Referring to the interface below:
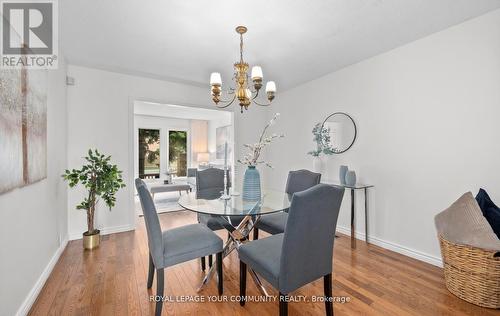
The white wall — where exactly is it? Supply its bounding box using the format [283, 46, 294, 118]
[190, 119, 208, 166]
[0, 60, 68, 315]
[66, 65, 267, 240]
[265, 9, 500, 266]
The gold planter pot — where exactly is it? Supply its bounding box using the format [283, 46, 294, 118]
[83, 230, 100, 250]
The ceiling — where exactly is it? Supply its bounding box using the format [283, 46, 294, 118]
[60, 0, 500, 91]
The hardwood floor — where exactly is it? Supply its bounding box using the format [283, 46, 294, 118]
[30, 211, 498, 315]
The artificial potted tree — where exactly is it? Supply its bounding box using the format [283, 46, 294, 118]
[63, 149, 125, 250]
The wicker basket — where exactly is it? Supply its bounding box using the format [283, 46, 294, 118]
[438, 234, 500, 308]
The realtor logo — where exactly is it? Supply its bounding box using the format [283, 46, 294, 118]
[1, 0, 58, 68]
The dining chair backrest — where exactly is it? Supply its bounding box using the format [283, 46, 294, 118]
[135, 178, 164, 267]
[196, 168, 231, 200]
[279, 184, 344, 294]
[285, 169, 322, 195]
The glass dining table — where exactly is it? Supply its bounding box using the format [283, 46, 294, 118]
[178, 189, 291, 295]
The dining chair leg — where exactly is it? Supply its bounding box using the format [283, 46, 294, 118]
[324, 273, 333, 316]
[216, 252, 223, 295]
[155, 268, 164, 316]
[253, 228, 259, 240]
[208, 254, 213, 268]
[239, 261, 247, 306]
[201, 257, 206, 271]
[147, 253, 155, 289]
[279, 292, 288, 316]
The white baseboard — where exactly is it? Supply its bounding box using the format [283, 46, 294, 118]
[16, 237, 69, 316]
[336, 225, 443, 267]
[68, 224, 135, 241]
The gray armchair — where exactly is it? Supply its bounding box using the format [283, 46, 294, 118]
[186, 168, 197, 188]
[253, 169, 321, 240]
[187, 168, 197, 178]
[135, 179, 224, 316]
[239, 184, 344, 316]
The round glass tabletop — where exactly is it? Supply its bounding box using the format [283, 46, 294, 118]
[178, 189, 291, 216]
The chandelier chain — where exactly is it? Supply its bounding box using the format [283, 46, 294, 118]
[240, 33, 244, 63]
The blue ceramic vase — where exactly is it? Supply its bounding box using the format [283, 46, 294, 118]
[339, 165, 348, 184]
[345, 170, 357, 186]
[242, 166, 261, 201]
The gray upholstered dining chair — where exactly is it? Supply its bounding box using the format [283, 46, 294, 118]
[135, 178, 224, 316]
[195, 168, 240, 270]
[195, 167, 230, 201]
[253, 169, 321, 240]
[239, 184, 344, 316]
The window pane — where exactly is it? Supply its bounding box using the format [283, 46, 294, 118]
[138, 129, 160, 179]
[169, 130, 187, 177]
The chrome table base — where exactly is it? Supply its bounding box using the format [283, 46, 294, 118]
[197, 214, 270, 296]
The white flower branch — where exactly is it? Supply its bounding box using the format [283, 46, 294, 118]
[237, 113, 284, 168]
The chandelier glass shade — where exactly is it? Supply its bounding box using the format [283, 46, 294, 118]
[210, 26, 276, 113]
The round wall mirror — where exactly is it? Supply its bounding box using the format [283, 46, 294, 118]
[321, 112, 357, 154]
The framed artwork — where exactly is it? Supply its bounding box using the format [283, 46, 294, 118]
[216, 125, 231, 160]
[0, 68, 48, 194]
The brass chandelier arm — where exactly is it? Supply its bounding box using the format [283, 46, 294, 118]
[215, 87, 236, 103]
[252, 99, 272, 107]
[251, 89, 260, 100]
[250, 89, 272, 106]
[215, 94, 237, 108]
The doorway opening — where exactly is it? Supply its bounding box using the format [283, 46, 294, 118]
[133, 101, 233, 215]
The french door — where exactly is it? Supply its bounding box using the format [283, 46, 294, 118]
[168, 130, 187, 177]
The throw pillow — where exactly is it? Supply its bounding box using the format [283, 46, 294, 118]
[475, 188, 500, 239]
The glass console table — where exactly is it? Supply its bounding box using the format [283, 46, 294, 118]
[323, 181, 374, 249]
